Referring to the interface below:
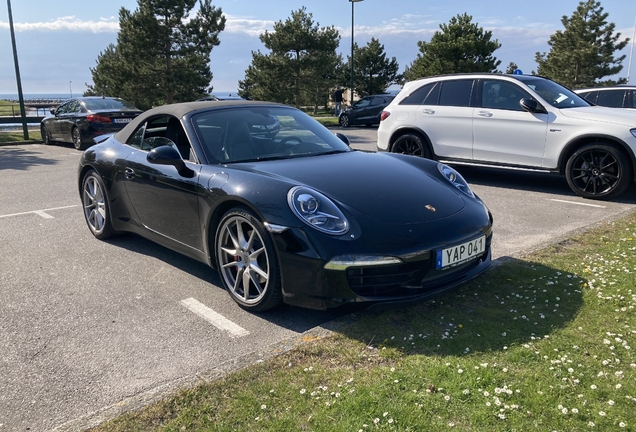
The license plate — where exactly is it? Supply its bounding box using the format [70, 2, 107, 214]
[113, 118, 131, 123]
[436, 235, 486, 269]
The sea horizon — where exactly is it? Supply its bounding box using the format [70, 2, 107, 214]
[0, 91, 240, 101]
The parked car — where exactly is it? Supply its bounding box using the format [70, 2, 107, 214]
[339, 94, 395, 127]
[78, 100, 493, 311]
[574, 86, 635, 109]
[196, 95, 244, 101]
[41, 97, 142, 150]
[377, 73, 636, 199]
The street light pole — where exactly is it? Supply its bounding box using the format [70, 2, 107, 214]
[7, 0, 29, 140]
[70, 81, 73, 98]
[349, 0, 363, 105]
[627, 16, 636, 84]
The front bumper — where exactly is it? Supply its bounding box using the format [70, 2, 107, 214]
[272, 225, 493, 310]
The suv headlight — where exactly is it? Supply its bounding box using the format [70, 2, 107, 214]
[438, 163, 475, 198]
[631, 129, 636, 139]
[288, 186, 349, 235]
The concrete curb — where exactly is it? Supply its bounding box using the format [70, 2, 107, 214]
[0, 140, 41, 146]
[50, 314, 359, 432]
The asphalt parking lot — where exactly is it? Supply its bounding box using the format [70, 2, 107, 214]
[1, 131, 635, 431]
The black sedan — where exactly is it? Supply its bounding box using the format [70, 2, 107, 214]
[78, 100, 493, 311]
[41, 97, 142, 150]
[338, 94, 395, 127]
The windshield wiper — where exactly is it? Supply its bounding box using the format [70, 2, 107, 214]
[226, 155, 289, 163]
[312, 149, 350, 156]
[227, 149, 350, 163]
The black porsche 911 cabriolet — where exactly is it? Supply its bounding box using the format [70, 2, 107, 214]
[78, 100, 493, 311]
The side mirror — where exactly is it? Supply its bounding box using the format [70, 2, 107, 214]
[334, 132, 350, 146]
[147, 144, 194, 177]
[520, 98, 548, 114]
[50, 108, 56, 115]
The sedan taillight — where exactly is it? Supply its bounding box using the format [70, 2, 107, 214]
[380, 111, 390, 121]
[86, 114, 112, 123]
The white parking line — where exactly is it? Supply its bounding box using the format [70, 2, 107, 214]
[0, 204, 79, 219]
[180, 297, 249, 338]
[33, 210, 54, 219]
[550, 199, 606, 208]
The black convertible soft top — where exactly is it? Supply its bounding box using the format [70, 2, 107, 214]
[113, 100, 284, 143]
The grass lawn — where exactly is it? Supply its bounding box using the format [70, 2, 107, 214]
[91, 211, 636, 431]
[0, 99, 20, 116]
[312, 115, 340, 127]
[0, 130, 41, 143]
[0, 100, 41, 142]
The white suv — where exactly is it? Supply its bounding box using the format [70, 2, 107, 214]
[574, 86, 635, 110]
[377, 74, 636, 199]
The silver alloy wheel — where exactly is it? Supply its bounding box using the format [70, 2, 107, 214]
[72, 127, 83, 150]
[83, 175, 107, 234]
[217, 215, 270, 305]
[41, 125, 50, 145]
[339, 114, 350, 127]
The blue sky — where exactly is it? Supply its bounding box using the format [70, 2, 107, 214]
[1, 0, 635, 96]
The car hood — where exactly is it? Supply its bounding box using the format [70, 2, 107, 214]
[559, 106, 636, 127]
[234, 151, 466, 224]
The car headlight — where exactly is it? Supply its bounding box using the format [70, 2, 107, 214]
[631, 129, 636, 139]
[438, 163, 475, 198]
[288, 186, 349, 235]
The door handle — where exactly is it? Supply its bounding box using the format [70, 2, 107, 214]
[422, 109, 435, 115]
[124, 168, 135, 179]
[477, 111, 493, 117]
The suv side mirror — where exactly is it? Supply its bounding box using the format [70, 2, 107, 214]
[520, 98, 548, 114]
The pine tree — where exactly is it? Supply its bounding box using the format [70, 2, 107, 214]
[404, 13, 501, 81]
[505, 62, 519, 74]
[535, 0, 628, 88]
[238, 7, 341, 111]
[85, 0, 226, 109]
[341, 38, 400, 96]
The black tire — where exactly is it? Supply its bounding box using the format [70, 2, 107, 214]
[391, 133, 432, 159]
[565, 143, 632, 200]
[72, 127, 87, 151]
[81, 170, 116, 239]
[41, 124, 53, 145]
[215, 208, 282, 311]
[339, 114, 350, 128]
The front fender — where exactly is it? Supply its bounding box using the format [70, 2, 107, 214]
[556, 133, 636, 178]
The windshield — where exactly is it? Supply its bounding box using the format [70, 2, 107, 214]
[191, 106, 351, 163]
[514, 76, 590, 109]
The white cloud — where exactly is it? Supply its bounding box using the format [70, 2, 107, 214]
[0, 16, 119, 33]
[224, 15, 275, 37]
[480, 18, 507, 26]
[0, 12, 559, 45]
[0, 14, 275, 37]
[350, 24, 436, 38]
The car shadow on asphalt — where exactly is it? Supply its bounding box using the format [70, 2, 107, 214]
[0, 145, 61, 171]
[455, 164, 636, 204]
[101, 230, 586, 352]
[103, 233, 353, 332]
